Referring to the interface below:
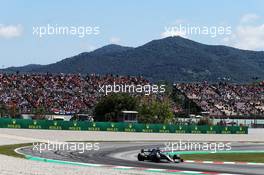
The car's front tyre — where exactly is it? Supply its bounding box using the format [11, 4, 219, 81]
[173, 154, 183, 163]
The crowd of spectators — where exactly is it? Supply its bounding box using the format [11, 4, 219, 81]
[1, 73, 264, 117]
[176, 82, 264, 116]
[0, 73, 148, 115]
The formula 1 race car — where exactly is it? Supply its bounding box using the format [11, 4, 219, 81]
[137, 148, 183, 163]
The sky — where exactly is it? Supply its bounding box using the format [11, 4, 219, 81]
[0, 0, 264, 67]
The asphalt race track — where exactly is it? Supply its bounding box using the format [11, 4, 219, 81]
[18, 142, 264, 175]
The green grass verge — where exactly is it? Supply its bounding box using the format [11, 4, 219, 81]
[0, 143, 31, 158]
[182, 153, 264, 163]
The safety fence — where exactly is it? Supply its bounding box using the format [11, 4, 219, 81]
[0, 118, 248, 134]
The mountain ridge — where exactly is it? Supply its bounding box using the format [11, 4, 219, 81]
[2, 36, 264, 83]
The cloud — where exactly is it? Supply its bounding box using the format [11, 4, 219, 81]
[109, 37, 121, 44]
[0, 24, 23, 38]
[232, 24, 264, 50]
[80, 43, 97, 51]
[240, 13, 259, 23]
[161, 26, 187, 38]
[223, 14, 264, 50]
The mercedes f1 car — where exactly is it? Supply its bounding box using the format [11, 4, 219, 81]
[137, 148, 183, 163]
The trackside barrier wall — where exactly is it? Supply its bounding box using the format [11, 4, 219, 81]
[0, 118, 248, 134]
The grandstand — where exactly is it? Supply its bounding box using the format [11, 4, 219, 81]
[175, 82, 264, 117]
[0, 73, 148, 117]
[1, 73, 264, 124]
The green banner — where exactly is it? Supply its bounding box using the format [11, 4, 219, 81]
[0, 118, 248, 134]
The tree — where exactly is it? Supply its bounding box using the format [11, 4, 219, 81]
[197, 117, 213, 125]
[94, 93, 139, 121]
[8, 103, 20, 118]
[138, 97, 174, 124]
[94, 93, 174, 124]
[33, 106, 46, 119]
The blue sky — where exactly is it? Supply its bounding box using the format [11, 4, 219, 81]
[0, 0, 264, 67]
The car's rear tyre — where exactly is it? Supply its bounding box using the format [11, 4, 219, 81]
[138, 153, 144, 161]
